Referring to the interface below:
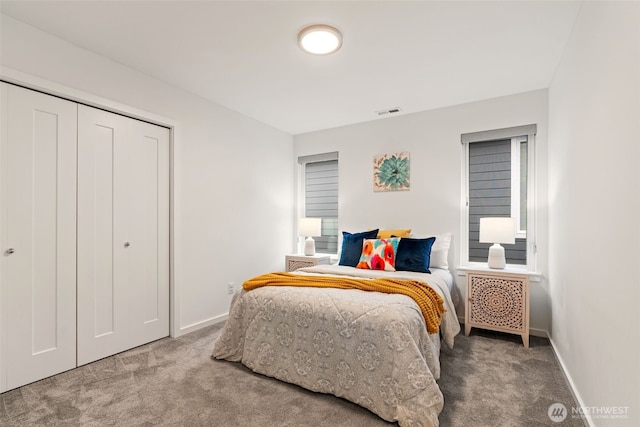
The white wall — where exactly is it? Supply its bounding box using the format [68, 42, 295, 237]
[0, 15, 295, 335]
[294, 90, 550, 332]
[548, 1, 640, 425]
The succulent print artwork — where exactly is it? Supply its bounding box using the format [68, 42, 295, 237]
[373, 152, 410, 192]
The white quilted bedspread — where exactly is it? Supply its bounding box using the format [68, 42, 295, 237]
[212, 265, 460, 427]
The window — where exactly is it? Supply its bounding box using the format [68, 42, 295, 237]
[298, 152, 339, 254]
[462, 125, 536, 268]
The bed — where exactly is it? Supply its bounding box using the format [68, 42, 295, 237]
[212, 258, 460, 427]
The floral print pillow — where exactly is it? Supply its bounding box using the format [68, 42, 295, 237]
[356, 237, 400, 271]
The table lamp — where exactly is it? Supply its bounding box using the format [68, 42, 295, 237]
[299, 218, 322, 256]
[479, 217, 516, 269]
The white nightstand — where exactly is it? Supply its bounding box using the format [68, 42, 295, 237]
[465, 269, 530, 347]
[285, 254, 331, 272]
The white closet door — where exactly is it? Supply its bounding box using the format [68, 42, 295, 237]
[77, 106, 169, 365]
[0, 83, 77, 392]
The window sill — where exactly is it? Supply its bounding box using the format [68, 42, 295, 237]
[456, 264, 542, 282]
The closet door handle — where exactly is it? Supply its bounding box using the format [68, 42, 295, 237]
[6, 248, 15, 255]
[124, 242, 131, 248]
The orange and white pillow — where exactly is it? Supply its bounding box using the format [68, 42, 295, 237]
[356, 237, 400, 271]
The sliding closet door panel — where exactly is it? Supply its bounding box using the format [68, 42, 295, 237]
[92, 128, 116, 337]
[78, 119, 119, 341]
[125, 121, 169, 346]
[134, 137, 159, 324]
[30, 107, 58, 351]
[129, 123, 169, 338]
[77, 106, 169, 366]
[77, 107, 129, 365]
[124, 134, 158, 323]
[0, 83, 77, 392]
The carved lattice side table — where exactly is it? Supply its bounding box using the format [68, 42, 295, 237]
[465, 269, 530, 347]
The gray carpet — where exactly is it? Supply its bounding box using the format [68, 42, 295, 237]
[0, 323, 585, 426]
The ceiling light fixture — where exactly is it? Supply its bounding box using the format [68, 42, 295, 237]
[298, 24, 343, 55]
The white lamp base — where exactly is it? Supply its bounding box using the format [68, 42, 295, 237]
[487, 243, 506, 269]
[304, 237, 316, 256]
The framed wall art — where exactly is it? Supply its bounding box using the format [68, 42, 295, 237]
[373, 152, 410, 192]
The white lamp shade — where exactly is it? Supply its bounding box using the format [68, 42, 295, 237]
[298, 217, 322, 237]
[479, 217, 516, 245]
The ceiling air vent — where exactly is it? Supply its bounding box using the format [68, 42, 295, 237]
[376, 107, 402, 116]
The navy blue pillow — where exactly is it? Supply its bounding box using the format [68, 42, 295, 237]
[395, 236, 436, 273]
[338, 229, 379, 267]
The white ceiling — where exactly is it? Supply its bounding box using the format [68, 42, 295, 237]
[0, 1, 582, 135]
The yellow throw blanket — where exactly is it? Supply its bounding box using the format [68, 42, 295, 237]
[243, 272, 446, 334]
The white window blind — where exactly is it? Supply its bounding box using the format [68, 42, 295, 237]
[468, 139, 526, 265]
[298, 152, 339, 254]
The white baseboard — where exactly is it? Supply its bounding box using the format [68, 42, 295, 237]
[529, 327, 548, 338]
[548, 337, 594, 427]
[176, 313, 229, 337]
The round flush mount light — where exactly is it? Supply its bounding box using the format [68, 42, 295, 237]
[298, 24, 343, 55]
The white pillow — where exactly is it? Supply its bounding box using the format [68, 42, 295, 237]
[429, 233, 451, 270]
[419, 232, 451, 270]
